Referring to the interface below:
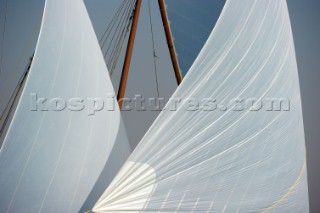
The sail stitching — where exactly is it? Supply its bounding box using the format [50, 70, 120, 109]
[5, 1, 67, 211]
[262, 149, 307, 213]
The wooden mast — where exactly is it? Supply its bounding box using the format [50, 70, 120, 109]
[117, 0, 142, 109]
[158, 0, 183, 85]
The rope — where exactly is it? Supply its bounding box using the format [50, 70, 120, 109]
[148, 0, 160, 99]
[0, 0, 9, 78]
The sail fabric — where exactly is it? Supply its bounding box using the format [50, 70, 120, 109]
[0, 0, 131, 212]
[93, 0, 309, 212]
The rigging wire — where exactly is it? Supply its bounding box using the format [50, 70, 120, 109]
[107, 1, 133, 75]
[0, 11, 42, 107]
[103, 1, 130, 58]
[0, 0, 9, 78]
[148, 0, 160, 99]
[0, 54, 33, 139]
[100, 0, 127, 48]
[111, 1, 135, 69]
[99, 0, 127, 45]
[107, 0, 134, 75]
[0, 12, 41, 143]
[99, 0, 135, 76]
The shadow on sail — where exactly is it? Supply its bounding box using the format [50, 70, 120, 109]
[0, 0, 130, 212]
[79, 119, 130, 213]
[93, 0, 309, 212]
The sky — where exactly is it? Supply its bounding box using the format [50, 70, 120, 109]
[286, 1, 320, 212]
[0, 0, 319, 212]
[83, 0, 224, 151]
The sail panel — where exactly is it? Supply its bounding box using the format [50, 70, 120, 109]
[0, 0, 130, 212]
[93, 0, 309, 212]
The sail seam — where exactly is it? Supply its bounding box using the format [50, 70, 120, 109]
[262, 149, 307, 213]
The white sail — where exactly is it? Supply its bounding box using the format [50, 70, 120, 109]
[93, 0, 309, 212]
[0, 0, 130, 212]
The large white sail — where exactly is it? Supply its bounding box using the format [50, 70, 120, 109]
[93, 0, 309, 212]
[0, 0, 130, 212]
